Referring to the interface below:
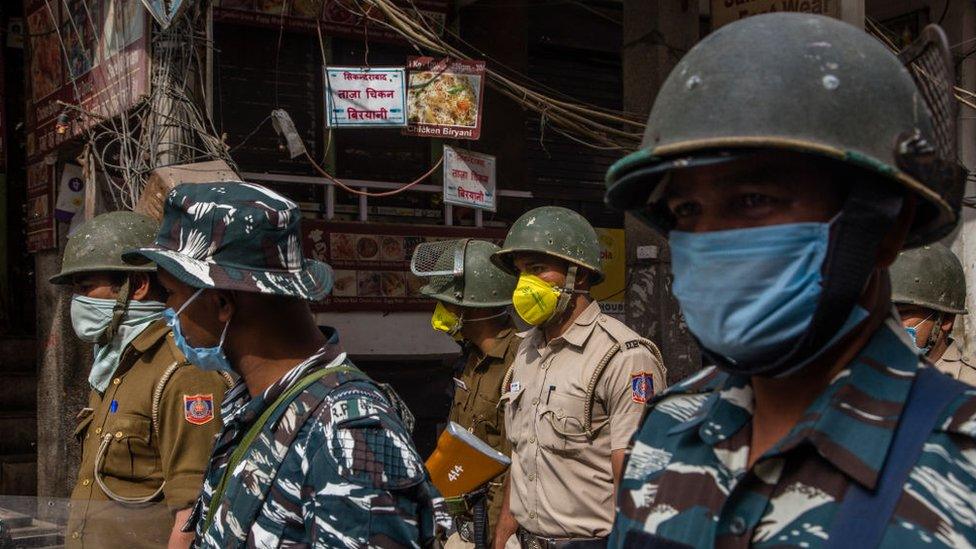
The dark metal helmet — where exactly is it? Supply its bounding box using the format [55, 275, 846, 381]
[411, 239, 516, 308]
[605, 13, 963, 247]
[50, 211, 158, 285]
[491, 206, 605, 284]
[891, 242, 967, 315]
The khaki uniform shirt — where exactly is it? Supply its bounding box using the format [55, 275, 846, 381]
[935, 342, 976, 385]
[502, 301, 666, 539]
[449, 327, 521, 542]
[67, 320, 230, 548]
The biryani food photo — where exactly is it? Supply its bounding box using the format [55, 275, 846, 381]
[408, 71, 479, 127]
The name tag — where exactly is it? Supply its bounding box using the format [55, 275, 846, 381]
[453, 377, 468, 391]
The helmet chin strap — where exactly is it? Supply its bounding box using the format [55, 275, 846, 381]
[925, 311, 945, 353]
[97, 275, 132, 346]
[543, 265, 581, 328]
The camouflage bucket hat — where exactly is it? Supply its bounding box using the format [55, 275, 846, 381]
[123, 182, 333, 301]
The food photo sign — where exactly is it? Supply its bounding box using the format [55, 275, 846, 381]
[302, 221, 505, 311]
[324, 66, 407, 127]
[404, 57, 486, 140]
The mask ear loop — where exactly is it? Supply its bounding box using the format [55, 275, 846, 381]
[544, 265, 578, 327]
[173, 288, 206, 319]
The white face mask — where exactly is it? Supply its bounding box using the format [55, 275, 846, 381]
[71, 295, 166, 391]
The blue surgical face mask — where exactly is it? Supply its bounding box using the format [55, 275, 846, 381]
[904, 313, 934, 355]
[670, 222, 841, 368]
[71, 295, 166, 391]
[164, 288, 234, 373]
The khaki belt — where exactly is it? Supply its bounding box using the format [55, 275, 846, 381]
[517, 528, 607, 549]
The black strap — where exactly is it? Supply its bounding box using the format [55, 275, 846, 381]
[472, 494, 488, 549]
[826, 367, 966, 548]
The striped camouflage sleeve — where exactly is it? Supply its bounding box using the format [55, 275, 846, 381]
[301, 381, 451, 546]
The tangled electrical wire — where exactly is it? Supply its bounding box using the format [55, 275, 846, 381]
[339, 0, 646, 151]
[45, 1, 233, 211]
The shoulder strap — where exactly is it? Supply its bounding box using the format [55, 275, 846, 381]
[826, 367, 966, 548]
[150, 361, 235, 441]
[582, 337, 665, 437]
[202, 363, 356, 534]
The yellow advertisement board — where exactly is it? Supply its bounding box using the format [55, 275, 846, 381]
[592, 228, 626, 314]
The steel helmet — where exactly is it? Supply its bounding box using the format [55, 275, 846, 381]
[605, 13, 963, 247]
[411, 239, 517, 308]
[491, 206, 605, 284]
[602, 13, 964, 378]
[891, 243, 967, 315]
[50, 211, 159, 285]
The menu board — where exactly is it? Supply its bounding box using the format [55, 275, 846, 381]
[302, 221, 506, 311]
[404, 57, 486, 140]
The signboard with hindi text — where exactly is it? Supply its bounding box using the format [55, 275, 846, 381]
[324, 67, 407, 127]
[710, 0, 840, 28]
[405, 57, 486, 140]
[443, 146, 496, 211]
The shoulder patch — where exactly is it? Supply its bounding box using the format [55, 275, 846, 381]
[625, 339, 641, 350]
[326, 390, 425, 490]
[184, 394, 215, 425]
[631, 372, 654, 403]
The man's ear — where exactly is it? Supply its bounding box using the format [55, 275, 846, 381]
[877, 195, 917, 268]
[941, 313, 956, 337]
[215, 291, 236, 323]
[129, 272, 151, 301]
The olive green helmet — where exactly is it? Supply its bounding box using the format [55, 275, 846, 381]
[50, 211, 159, 285]
[491, 206, 605, 284]
[605, 13, 963, 247]
[411, 239, 516, 308]
[891, 242, 967, 315]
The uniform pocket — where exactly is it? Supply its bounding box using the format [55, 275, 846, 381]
[537, 391, 587, 454]
[499, 389, 523, 446]
[74, 409, 94, 442]
[472, 392, 504, 448]
[100, 413, 159, 481]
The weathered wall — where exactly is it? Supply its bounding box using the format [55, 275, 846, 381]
[35, 247, 90, 508]
[621, 0, 702, 385]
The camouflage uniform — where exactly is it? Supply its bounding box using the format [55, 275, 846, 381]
[123, 182, 450, 547]
[184, 329, 448, 547]
[610, 317, 976, 548]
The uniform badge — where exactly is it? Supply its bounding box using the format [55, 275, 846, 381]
[631, 373, 654, 404]
[184, 394, 214, 425]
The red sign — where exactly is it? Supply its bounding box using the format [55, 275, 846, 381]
[25, 0, 151, 159]
[405, 57, 486, 141]
[302, 221, 505, 311]
[213, 0, 449, 43]
[27, 162, 56, 252]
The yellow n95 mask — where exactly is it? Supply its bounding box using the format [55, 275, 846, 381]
[512, 273, 564, 326]
[432, 302, 463, 341]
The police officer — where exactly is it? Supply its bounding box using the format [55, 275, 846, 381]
[50, 211, 231, 548]
[123, 182, 449, 547]
[604, 13, 976, 547]
[413, 238, 521, 548]
[891, 243, 975, 383]
[489, 206, 666, 548]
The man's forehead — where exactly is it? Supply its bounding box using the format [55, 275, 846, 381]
[663, 155, 837, 199]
